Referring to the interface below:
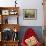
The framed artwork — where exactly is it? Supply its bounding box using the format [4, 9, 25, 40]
[2, 10, 9, 15]
[23, 9, 37, 20]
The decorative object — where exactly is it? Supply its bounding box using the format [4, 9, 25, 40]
[15, 0, 17, 7]
[2, 10, 9, 15]
[23, 9, 37, 20]
[9, 10, 18, 15]
[25, 36, 38, 46]
[2, 16, 8, 24]
[14, 28, 17, 32]
[2, 28, 13, 41]
[5, 18, 8, 24]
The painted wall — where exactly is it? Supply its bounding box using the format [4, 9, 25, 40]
[0, 0, 44, 26]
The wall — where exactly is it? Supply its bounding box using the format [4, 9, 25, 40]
[0, 0, 44, 26]
[18, 0, 44, 26]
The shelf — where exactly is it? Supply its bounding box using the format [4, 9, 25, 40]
[0, 7, 19, 46]
[0, 7, 19, 15]
[1, 15, 18, 24]
[0, 24, 20, 32]
[0, 7, 19, 24]
[1, 40, 19, 46]
[2, 40, 19, 43]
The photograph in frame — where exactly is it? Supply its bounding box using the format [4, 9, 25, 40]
[23, 9, 37, 20]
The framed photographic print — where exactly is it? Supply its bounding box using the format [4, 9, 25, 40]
[2, 10, 9, 15]
[23, 9, 37, 20]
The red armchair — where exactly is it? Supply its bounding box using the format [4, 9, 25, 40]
[21, 28, 41, 46]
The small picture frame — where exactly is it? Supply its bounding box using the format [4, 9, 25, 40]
[2, 10, 9, 15]
[23, 9, 37, 20]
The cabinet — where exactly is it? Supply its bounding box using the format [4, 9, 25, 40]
[0, 7, 20, 46]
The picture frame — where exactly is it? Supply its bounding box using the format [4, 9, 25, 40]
[2, 10, 9, 15]
[23, 9, 37, 20]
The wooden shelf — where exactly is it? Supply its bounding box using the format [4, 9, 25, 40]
[0, 7, 20, 46]
[0, 7, 19, 24]
[0, 7, 19, 10]
[0, 24, 20, 32]
[1, 40, 19, 46]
